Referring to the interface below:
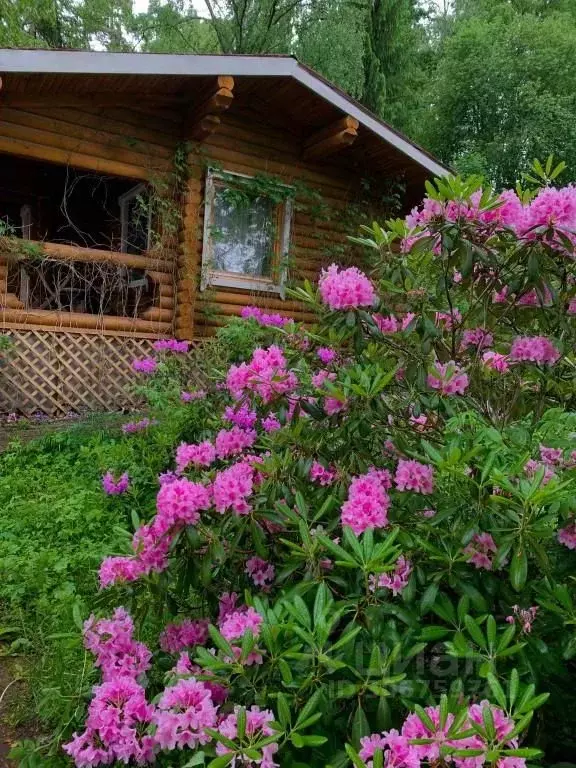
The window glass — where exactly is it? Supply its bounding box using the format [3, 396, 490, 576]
[211, 187, 276, 277]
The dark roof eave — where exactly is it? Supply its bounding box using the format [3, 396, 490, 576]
[0, 49, 450, 178]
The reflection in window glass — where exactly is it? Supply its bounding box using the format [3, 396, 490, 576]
[211, 188, 275, 277]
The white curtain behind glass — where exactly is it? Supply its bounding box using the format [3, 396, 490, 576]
[212, 189, 275, 277]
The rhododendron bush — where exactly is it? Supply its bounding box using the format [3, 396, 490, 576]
[66, 174, 576, 767]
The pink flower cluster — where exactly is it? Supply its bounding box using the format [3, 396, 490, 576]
[159, 619, 210, 653]
[122, 417, 156, 434]
[460, 327, 493, 351]
[216, 706, 279, 768]
[395, 459, 434, 494]
[341, 470, 391, 535]
[435, 309, 462, 330]
[215, 426, 257, 458]
[83, 608, 152, 682]
[506, 604, 538, 633]
[219, 606, 264, 642]
[360, 701, 526, 768]
[318, 264, 376, 311]
[262, 413, 281, 432]
[482, 350, 510, 373]
[171, 652, 228, 705]
[427, 361, 469, 396]
[101, 471, 130, 495]
[510, 336, 561, 365]
[370, 555, 412, 596]
[245, 556, 275, 587]
[223, 403, 258, 430]
[132, 356, 158, 374]
[241, 305, 290, 328]
[463, 532, 497, 570]
[181, 390, 207, 402]
[175, 440, 216, 473]
[524, 459, 555, 486]
[154, 677, 218, 750]
[153, 339, 190, 353]
[99, 479, 211, 588]
[227, 345, 298, 403]
[558, 522, 576, 550]
[63, 676, 156, 767]
[310, 460, 337, 486]
[213, 460, 255, 515]
[317, 346, 337, 364]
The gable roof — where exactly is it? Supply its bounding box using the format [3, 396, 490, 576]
[0, 49, 449, 185]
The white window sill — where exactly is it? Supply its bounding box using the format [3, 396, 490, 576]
[203, 273, 283, 294]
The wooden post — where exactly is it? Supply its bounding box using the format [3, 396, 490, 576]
[303, 116, 359, 161]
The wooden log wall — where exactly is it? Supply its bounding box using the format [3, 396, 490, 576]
[0, 97, 180, 336]
[182, 110, 363, 337]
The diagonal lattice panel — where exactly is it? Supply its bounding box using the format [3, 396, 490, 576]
[0, 330, 157, 415]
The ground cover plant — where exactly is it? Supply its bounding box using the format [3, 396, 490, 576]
[7, 164, 576, 767]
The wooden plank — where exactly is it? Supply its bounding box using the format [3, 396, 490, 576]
[0, 308, 171, 333]
[0, 322, 166, 339]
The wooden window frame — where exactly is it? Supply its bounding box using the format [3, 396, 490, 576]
[118, 183, 152, 254]
[201, 168, 292, 295]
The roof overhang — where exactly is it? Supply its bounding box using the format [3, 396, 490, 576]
[0, 49, 449, 179]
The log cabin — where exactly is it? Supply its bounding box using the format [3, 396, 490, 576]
[0, 49, 449, 415]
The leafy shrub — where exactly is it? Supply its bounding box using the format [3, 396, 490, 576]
[19, 169, 576, 766]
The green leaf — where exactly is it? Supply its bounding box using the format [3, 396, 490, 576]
[420, 583, 439, 615]
[464, 615, 486, 649]
[487, 673, 507, 710]
[351, 703, 370, 749]
[208, 756, 234, 768]
[208, 624, 235, 658]
[299, 735, 328, 746]
[277, 693, 291, 728]
[510, 548, 528, 592]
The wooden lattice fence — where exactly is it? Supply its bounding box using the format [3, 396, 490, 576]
[0, 330, 157, 415]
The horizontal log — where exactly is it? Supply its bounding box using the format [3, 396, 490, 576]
[0, 107, 174, 160]
[196, 302, 316, 323]
[0, 134, 153, 180]
[158, 296, 174, 310]
[0, 308, 171, 333]
[49, 106, 177, 148]
[0, 118, 171, 174]
[159, 284, 175, 297]
[0, 321, 168, 339]
[0, 292, 24, 309]
[211, 291, 304, 313]
[147, 270, 174, 285]
[140, 307, 174, 323]
[0, 239, 174, 272]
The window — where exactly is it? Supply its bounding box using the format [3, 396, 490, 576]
[201, 169, 292, 293]
[119, 183, 152, 255]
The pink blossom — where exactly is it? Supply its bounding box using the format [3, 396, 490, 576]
[218, 592, 238, 624]
[241, 305, 290, 328]
[98, 555, 146, 588]
[245, 557, 275, 587]
[122, 417, 156, 434]
[521, 184, 576, 247]
[83, 608, 151, 682]
[568, 297, 576, 314]
[463, 532, 497, 570]
[132, 356, 157, 374]
[227, 345, 298, 403]
[215, 426, 257, 459]
[175, 440, 216, 473]
[63, 676, 156, 767]
[154, 338, 189, 353]
[262, 413, 281, 432]
[317, 346, 337, 364]
[159, 470, 178, 485]
[402, 705, 454, 762]
[422, 508, 437, 518]
[427, 361, 469, 396]
[510, 336, 561, 365]
[181, 390, 206, 402]
[154, 478, 211, 535]
[171, 653, 229, 704]
[539, 445, 563, 466]
[373, 314, 399, 334]
[370, 556, 412, 596]
[325, 396, 347, 415]
[506, 605, 538, 634]
[460, 327, 493, 351]
[216, 706, 279, 767]
[159, 619, 210, 654]
[310, 460, 337, 486]
[220, 607, 264, 642]
[359, 729, 420, 768]
[516, 285, 553, 307]
[482, 350, 510, 373]
[558, 522, 576, 549]
[223, 404, 258, 430]
[395, 459, 434, 494]
[312, 369, 336, 388]
[341, 471, 391, 535]
[153, 677, 218, 750]
[213, 461, 255, 515]
[318, 264, 376, 311]
[401, 312, 416, 331]
[101, 471, 130, 495]
[524, 459, 555, 486]
[435, 308, 462, 330]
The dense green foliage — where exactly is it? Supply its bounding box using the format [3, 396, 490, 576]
[4, 0, 576, 186]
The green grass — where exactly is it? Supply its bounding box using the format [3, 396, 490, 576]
[0, 410, 193, 764]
